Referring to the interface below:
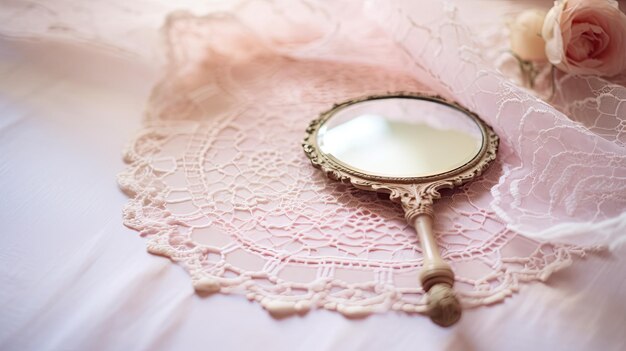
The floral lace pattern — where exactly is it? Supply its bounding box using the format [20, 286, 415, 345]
[117, 1, 620, 316]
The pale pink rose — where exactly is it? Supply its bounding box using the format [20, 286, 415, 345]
[542, 0, 626, 76]
[510, 9, 548, 61]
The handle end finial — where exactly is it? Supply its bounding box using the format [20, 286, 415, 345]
[427, 283, 462, 327]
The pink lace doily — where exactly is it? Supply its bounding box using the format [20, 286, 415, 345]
[116, 1, 626, 317]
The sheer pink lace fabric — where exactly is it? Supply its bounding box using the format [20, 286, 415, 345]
[3, 0, 623, 317]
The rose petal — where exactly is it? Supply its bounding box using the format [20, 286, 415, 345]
[543, 0, 626, 76]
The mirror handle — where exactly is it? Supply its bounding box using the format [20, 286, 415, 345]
[413, 214, 462, 327]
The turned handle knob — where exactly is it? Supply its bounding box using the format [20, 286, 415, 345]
[427, 283, 462, 327]
[412, 214, 462, 327]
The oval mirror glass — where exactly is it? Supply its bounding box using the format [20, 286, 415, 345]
[317, 97, 483, 178]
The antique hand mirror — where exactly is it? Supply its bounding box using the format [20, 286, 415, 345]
[302, 93, 498, 327]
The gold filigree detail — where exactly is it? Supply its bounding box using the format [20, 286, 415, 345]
[302, 92, 499, 216]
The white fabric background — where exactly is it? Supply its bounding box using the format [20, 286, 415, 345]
[1, 2, 626, 350]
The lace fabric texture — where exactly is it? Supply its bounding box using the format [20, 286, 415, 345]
[3, 0, 623, 316]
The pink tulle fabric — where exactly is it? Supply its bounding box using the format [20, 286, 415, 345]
[3, 0, 624, 317]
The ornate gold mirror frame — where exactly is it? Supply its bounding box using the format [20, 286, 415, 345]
[302, 93, 499, 327]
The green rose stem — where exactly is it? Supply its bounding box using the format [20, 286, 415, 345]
[510, 51, 540, 89]
[547, 65, 557, 103]
[508, 51, 556, 102]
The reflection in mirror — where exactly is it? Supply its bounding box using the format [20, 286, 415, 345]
[317, 98, 483, 178]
